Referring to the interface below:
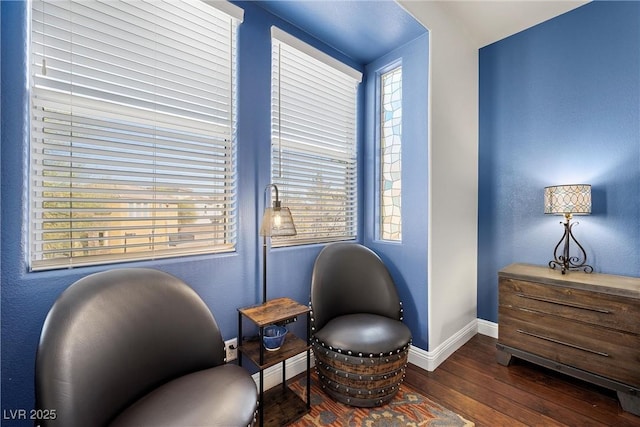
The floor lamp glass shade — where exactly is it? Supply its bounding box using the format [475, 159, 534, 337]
[259, 207, 297, 237]
[544, 184, 591, 216]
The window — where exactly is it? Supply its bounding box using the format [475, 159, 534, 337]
[30, 0, 242, 270]
[270, 27, 361, 246]
[379, 66, 402, 241]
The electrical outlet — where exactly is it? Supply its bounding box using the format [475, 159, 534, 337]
[224, 337, 238, 362]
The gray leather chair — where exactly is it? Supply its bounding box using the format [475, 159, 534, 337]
[310, 243, 412, 407]
[35, 268, 258, 427]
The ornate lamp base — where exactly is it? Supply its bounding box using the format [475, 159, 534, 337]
[549, 215, 593, 275]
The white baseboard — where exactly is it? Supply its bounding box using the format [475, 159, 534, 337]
[252, 318, 500, 388]
[477, 318, 498, 338]
[409, 318, 478, 372]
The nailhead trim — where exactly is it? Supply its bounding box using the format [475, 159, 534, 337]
[312, 340, 411, 358]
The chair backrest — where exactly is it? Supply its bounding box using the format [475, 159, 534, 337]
[310, 243, 401, 331]
[35, 268, 225, 427]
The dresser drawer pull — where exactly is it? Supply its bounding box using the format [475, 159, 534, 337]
[516, 293, 611, 314]
[517, 329, 610, 357]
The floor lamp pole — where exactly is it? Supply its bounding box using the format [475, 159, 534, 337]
[262, 235, 267, 304]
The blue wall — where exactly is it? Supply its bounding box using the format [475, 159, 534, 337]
[363, 34, 430, 349]
[1, 0, 431, 414]
[0, 0, 370, 414]
[478, 1, 640, 322]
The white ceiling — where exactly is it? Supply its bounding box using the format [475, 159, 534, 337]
[425, 0, 590, 48]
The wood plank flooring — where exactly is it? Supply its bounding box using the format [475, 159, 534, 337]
[404, 334, 640, 426]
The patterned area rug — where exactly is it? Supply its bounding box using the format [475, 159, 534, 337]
[287, 373, 474, 427]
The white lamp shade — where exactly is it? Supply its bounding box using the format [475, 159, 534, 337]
[544, 184, 591, 215]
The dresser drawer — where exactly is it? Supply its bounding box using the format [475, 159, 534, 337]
[500, 307, 640, 387]
[500, 277, 640, 335]
[498, 264, 640, 416]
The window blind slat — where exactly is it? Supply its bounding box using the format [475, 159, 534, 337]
[32, 92, 233, 141]
[30, 0, 239, 270]
[271, 28, 359, 247]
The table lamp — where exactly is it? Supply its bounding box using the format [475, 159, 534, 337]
[544, 184, 593, 274]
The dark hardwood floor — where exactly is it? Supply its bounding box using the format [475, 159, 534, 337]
[404, 334, 640, 427]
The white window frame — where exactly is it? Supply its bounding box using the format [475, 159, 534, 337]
[270, 27, 361, 246]
[29, 0, 243, 271]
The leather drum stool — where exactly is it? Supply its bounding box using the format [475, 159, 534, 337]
[311, 312, 411, 407]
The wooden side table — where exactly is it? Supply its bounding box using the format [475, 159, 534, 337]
[238, 297, 311, 427]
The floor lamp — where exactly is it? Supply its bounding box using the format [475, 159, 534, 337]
[259, 184, 296, 304]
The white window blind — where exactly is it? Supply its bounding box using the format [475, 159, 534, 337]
[270, 27, 361, 246]
[30, 0, 242, 270]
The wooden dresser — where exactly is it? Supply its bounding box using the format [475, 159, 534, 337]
[497, 263, 640, 416]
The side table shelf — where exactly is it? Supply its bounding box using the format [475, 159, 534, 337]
[238, 297, 311, 427]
